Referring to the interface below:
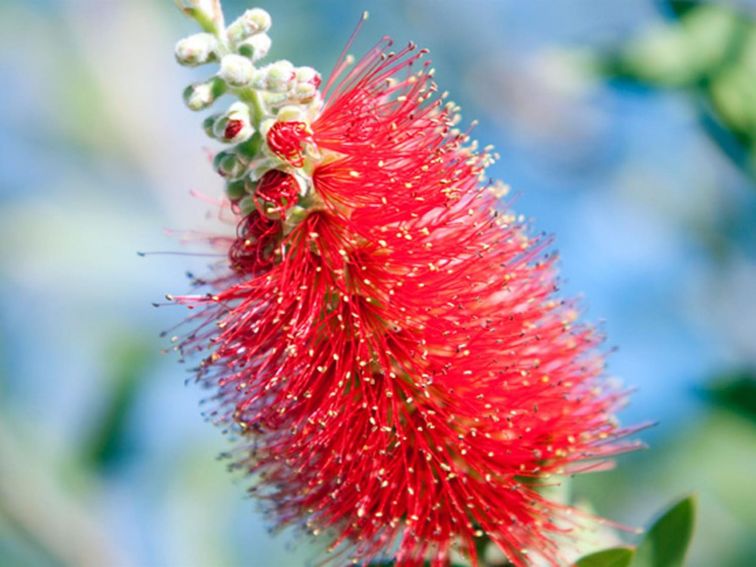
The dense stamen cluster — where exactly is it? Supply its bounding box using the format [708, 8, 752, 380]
[266, 121, 311, 167]
[169, 3, 636, 566]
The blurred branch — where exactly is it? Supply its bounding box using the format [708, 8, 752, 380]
[0, 417, 131, 567]
[695, 93, 756, 179]
[80, 337, 155, 471]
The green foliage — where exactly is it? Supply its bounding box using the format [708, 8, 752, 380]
[80, 336, 155, 471]
[574, 496, 695, 567]
[703, 370, 756, 423]
[575, 547, 635, 567]
[666, 0, 699, 19]
[594, 2, 756, 182]
[633, 496, 696, 567]
[373, 497, 696, 566]
[603, 7, 740, 87]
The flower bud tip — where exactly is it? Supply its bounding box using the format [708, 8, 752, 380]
[219, 54, 255, 87]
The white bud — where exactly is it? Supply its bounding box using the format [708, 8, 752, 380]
[175, 33, 217, 66]
[292, 82, 318, 103]
[185, 83, 213, 110]
[291, 67, 321, 103]
[183, 78, 225, 111]
[237, 33, 272, 62]
[295, 66, 321, 86]
[228, 101, 250, 116]
[184, 0, 225, 32]
[185, 84, 214, 110]
[247, 8, 272, 32]
[261, 91, 291, 109]
[219, 54, 255, 87]
[251, 68, 268, 90]
[262, 60, 296, 93]
[276, 105, 307, 122]
[226, 8, 271, 45]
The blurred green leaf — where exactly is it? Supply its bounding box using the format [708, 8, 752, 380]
[598, 6, 740, 88]
[575, 547, 635, 567]
[594, 1, 756, 182]
[706, 27, 756, 140]
[80, 336, 155, 471]
[633, 496, 695, 567]
[702, 370, 756, 424]
[666, 0, 699, 19]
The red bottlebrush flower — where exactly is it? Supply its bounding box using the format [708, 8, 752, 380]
[172, 8, 638, 567]
[266, 121, 311, 167]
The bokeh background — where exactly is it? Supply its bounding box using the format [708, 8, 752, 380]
[1, 0, 755, 565]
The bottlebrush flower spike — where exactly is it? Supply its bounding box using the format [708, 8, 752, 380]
[168, 4, 639, 566]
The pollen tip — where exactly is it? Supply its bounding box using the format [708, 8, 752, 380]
[136, 251, 146, 257]
[362, 10, 369, 21]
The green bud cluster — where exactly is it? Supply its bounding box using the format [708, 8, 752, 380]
[176, 1, 325, 229]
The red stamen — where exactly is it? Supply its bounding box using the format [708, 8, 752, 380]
[266, 121, 310, 167]
[254, 169, 300, 217]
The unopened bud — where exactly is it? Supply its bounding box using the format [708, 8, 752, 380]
[175, 33, 217, 66]
[238, 195, 257, 216]
[202, 114, 221, 138]
[226, 8, 272, 43]
[258, 60, 296, 93]
[260, 91, 290, 110]
[218, 54, 255, 87]
[291, 82, 318, 103]
[237, 33, 272, 62]
[183, 78, 226, 111]
[295, 66, 321, 87]
[225, 178, 247, 201]
[276, 105, 307, 123]
[236, 132, 264, 159]
[179, 0, 226, 34]
[213, 150, 247, 178]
